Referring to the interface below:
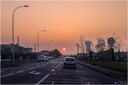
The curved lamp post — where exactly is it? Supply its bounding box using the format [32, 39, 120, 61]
[12, 5, 29, 64]
[37, 30, 46, 53]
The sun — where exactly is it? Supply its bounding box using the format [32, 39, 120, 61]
[63, 48, 66, 51]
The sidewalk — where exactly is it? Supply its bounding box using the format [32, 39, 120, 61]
[77, 61, 127, 80]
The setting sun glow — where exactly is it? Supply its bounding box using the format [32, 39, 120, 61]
[63, 48, 66, 51]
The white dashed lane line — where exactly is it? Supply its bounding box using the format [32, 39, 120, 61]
[53, 73, 56, 75]
[29, 67, 35, 70]
[51, 69, 55, 72]
[1, 73, 15, 78]
[29, 71, 36, 73]
[16, 70, 25, 73]
[35, 72, 40, 75]
[78, 76, 89, 80]
[38, 66, 41, 67]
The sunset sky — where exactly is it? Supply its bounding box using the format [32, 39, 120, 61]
[1, 0, 127, 54]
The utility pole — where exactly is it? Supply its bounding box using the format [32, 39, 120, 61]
[34, 43, 36, 52]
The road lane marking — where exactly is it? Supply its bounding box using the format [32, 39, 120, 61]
[30, 71, 36, 73]
[51, 81, 54, 85]
[55, 66, 58, 68]
[51, 69, 55, 72]
[16, 70, 25, 73]
[1, 73, 15, 78]
[29, 67, 35, 70]
[78, 76, 89, 80]
[36, 74, 50, 85]
[35, 72, 40, 75]
[58, 66, 62, 71]
[87, 82, 90, 85]
[76, 71, 79, 73]
[53, 73, 56, 75]
[38, 66, 41, 67]
[57, 62, 62, 67]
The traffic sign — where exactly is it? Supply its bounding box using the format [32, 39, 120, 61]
[109, 44, 114, 47]
[108, 37, 115, 45]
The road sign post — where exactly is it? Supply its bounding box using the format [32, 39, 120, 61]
[108, 37, 115, 73]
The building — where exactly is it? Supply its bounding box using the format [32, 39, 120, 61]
[38, 50, 53, 56]
[1, 43, 33, 59]
[85, 41, 92, 56]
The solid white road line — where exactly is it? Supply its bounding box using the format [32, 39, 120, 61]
[36, 74, 50, 85]
[16, 70, 25, 73]
[57, 62, 62, 67]
[1, 73, 15, 78]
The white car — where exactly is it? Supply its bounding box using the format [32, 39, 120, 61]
[44, 57, 48, 61]
[37, 55, 48, 61]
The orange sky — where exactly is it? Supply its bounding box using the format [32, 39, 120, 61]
[1, 1, 127, 54]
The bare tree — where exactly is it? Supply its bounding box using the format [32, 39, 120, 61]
[79, 35, 86, 53]
[95, 38, 106, 52]
[113, 35, 124, 60]
[113, 36, 123, 52]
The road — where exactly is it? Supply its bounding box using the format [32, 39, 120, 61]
[1, 57, 126, 84]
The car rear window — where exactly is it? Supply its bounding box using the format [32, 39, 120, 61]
[65, 58, 75, 61]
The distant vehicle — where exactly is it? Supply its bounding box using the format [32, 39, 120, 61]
[45, 56, 53, 60]
[50, 56, 53, 59]
[63, 57, 76, 69]
[44, 56, 48, 61]
[37, 55, 48, 61]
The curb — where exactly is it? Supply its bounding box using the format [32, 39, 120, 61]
[77, 61, 127, 80]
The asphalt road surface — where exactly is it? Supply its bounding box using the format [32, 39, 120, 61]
[1, 57, 126, 84]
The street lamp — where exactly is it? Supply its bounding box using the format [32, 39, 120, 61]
[12, 5, 29, 64]
[37, 30, 46, 52]
[47, 40, 53, 51]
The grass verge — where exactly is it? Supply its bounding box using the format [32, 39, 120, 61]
[79, 59, 127, 72]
